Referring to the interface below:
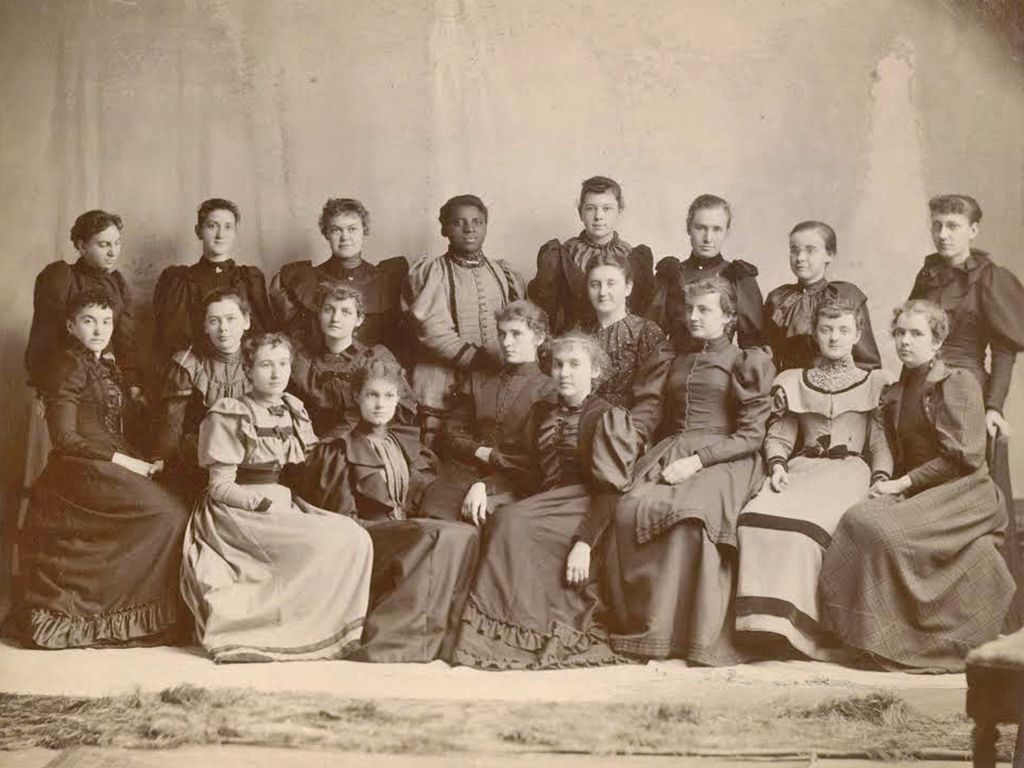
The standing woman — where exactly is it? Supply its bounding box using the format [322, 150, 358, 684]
[180, 332, 372, 663]
[647, 194, 765, 352]
[584, 252, 666, 409]
[528, 176, 655, 333]
[452, 331, 639, 669]
[820, 300, 1013, 671]
[12, 290, 189, 648]
[763, 221, 881, 372]
[270, 198, 409, 358]
[606, 277, 774, 666]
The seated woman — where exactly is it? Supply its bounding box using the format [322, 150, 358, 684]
[583, 252, 665, 409]
[452, 331, 639, 669]
[402, 194, 525, 447]
[820, 300, 1014, 672]
[606, 277, 774, 666]
[270, 198, 409, 357]
[299, 358, 480, 663]
[763, 221, 881, 372]
[288, 281, 416, 436]
[735, 299, 893, 660]
[11, 289, 189, 649]
[156, 288, 252, 496]
[180, 332, 372, 663]
[527, 176, 654, 333]
[647, 194, 765, 352]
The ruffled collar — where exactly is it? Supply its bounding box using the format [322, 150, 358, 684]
[446, 249, 486, 268]
[806, 354, 865, 392]
[683, 253, 724, 271]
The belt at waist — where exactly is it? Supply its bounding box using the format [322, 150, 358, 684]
[236, 462, 281, 485]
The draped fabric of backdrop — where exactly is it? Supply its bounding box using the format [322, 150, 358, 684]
[0, 0, 1021, 548]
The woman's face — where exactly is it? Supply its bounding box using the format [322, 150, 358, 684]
[789, 229, 833, 285]
[196, 208, 237, 260]
[357, 377, 399, 426]
[319, 297, 363, 344]
[893, 311, 941, 368]
[687, 206, 730, 259]
[77, 225, 122, 271]
[444, 204, 487, 255]
[551, 342, 597, 405]
[248, 343, 292, 397]
[930, 212, 977, 262]
[498, 318, 543, 365]
[66, 304, 114, 354]
[578, 191, 620, 244]
[204, 298, 251, 353]
[815, 312, 860, 361]
[686, 291, 730, 340]
[587, 264, 633, 318]
[324, 212, 365, 260]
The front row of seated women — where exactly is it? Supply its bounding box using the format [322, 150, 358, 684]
[9, 279, 1012, 674]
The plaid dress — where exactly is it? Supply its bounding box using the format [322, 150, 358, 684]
[819, 361, 1013, 671]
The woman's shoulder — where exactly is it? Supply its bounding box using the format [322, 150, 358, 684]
[722, 258, 760, 280]
[205, 396, 254, 420]
[733, 345, 775, 385]
[35, 259, 75, 287]
[828, 280, 869, 305]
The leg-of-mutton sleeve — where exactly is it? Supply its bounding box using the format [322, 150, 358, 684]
[439, 374, 482, 464]
[762, 384, 799, 473]
[866, 399, 894, 484]
[267, 266, 303, 338]
[25, 262, 75, 388]
[402, 257, 484, 370]
[45, 353, 116, 461]
[152, 266, 193, 363]
[198, 402, 272, 511]
[981, 264, 1024, 413]
[724, 260, 767, 350]
[693, 348, 775, 467]
[571, 407, 640, 547]
[905, 369, 989, 494]
[626, 340, 676, 445]
[852, 298, 882, 371]
[526, 239, 564, 328]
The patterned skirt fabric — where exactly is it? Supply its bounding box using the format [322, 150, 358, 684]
[819, 468, 1014, 672]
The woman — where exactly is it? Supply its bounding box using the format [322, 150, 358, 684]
[763, 221, 880, 372]
[288, 281, 415, 436]
[528, 176, 655, 333]
[156, 288, 252, 496]
[452, 331, 639, 669]
[606, 277, 774, 666]
[647, 194, 765, 352]
[735, 299, 893, 660]
[583, 252, 665, 409]
[270, 198, 409, 358]
[300, 358, 480, 663]
[819, 300, 1014, 672]
[180, 333, 372, 663]
[11, 290, 189, 648]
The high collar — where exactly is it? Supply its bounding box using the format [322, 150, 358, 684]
[684, 252, 724, 271]
[322, 339, 361, 359]
[69, 336, 115, 364]
[210, 347, 242, 364]
[445, 249, 486, 268]
[798, 276, 829, 293]
[356, 419, 391, 439]
[817, 354, 855, 372]
[323, 254, 366, 274]
[697, 334, 731, 353]
[901, 357, 936, 385]
[73, 257, 115, 276]
[578, 230, 621, 250]
[501, 360, 541, 377]
[556, 396, 588, 414]
[923, 249, 989, 276]
[197, 256, 236, 273]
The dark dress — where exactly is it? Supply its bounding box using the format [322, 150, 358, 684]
[605, 336, 775, 665]
[10, 345, 189, 648]
[763, 278, 881, 372]
[300, 422, 480, 663]
[270, 255, 410, 359]
[820, 361, 1013, 672]
[452, 394, 639, 669]
[24, 258, 137, 388]
[287, 340, 417, 436]
[152, 257, 274, 365]
[589, 314, 666, 409]
[528, 232, 656, 333]
[646, 253, 766, 352]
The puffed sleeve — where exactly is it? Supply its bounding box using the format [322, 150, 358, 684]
[627, 245, 656, 318]
[300, 437, 359, 517]
[981, 265, 1024, 413]
[407, 432, 441, 515]
[726, 260, 767, 349]
[762, 383, 798, 472]
[237, 265, 275, 335]
[154, 355, 195, 464]
[152, 265, 193, 362]
[402, 256, 481, 369]
[45, 352, 115, 461]
[906, 369, 988, 493]
[198, 400, 271, 511]
[527, 239, 564, 324]
[628, 339, 675, 445]
[268, 266, 302, 336]
[25, 262, 74, 388]
[572, 407, 639, 547]
[852, 298, 882, 372]
[695, 348, 775, 467]
[644, 256, 681, 336]
[439, 372, 481, 463]
[107, 271, 139, 387]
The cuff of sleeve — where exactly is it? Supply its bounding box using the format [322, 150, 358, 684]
[984, 403, 1003, 416]
[767, 457, 789, 473]
[904, 470, 923, 493]
[870, 471, 891, 484]
[694, 447, 714, 467]
[453, 344, 479, 370]
[255, 497, 273, 512]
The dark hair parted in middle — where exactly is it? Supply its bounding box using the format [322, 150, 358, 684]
[578, 176, 624, 210]
[70, 210, 123, 247]
[66, 288, 116, 321]
[438, 194, 489, 232]
[585, 250, 634, 284]
[928, 194, 982, 225]
[319, 198, 371, 236]
[242, 332, 293, 370]
[790, 220, 837, 255]
[196, 198, 241, 228]
[202, 287, 251, 318]
[686, 194, 732, 229]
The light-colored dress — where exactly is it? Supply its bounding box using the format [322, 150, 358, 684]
[180, 393, 372, 663]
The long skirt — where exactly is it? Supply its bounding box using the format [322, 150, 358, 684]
[605, 430, 763, 666]
[819, 468, 1014, 672]
[735, 455, 869, 659]
[181, 482, 372, 663]
[347, 518, 480, 663]
[452, 484, 621, 669]
[12, 455, 190, 649]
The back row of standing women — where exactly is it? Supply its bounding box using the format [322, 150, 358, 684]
[11, 178, 1024, 672]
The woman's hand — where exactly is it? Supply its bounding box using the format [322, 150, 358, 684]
[111, 452, 155, 478]
[128, 385, 147, 406]
[769, 465, 790, 493]
[986, 409, 1011, 439]
[147, 459, 165, 478]
[565, 541, 591, 585]
[474, 446, 493, 465]
[868, 475, 911, 498]
[660, 455, 703, 485]
[461, 482, 489, 526]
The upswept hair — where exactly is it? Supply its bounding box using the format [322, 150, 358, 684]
[585, 250, 633, 283]
[928, 194, 982, 225]
[495, 299, 549, 339]
[578, 176, 624, 210]
[351, 355, 409, 396]
[549, 330, 610, 379]
[66, 288, 116, 321]
[790, 220, 837, 255]
[314, 281, 366, 317]
[891, 299, 949, 346]
[815, 298, 862, 332]
[70, 210, 122, 247]
[686, 194, 732, 229]
[242, 332, 293, 369]
[319, 198, 370, 236]
[196, 198, 240, 228]
[438, 194, 488, 231]
[202, 287, 251, 318]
